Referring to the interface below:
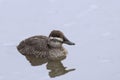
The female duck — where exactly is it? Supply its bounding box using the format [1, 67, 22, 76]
[17, 30, 75, 60]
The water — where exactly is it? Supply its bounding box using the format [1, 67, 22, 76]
[0, 0, 120, 80]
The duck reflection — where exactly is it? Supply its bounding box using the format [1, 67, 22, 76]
[47, 60, 75, 78]
[24, 55, 75, 78]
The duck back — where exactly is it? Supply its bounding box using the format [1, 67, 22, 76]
[17, 36, 49, 58]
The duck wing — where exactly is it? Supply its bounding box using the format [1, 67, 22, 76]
[24, 36, 49, 51]
[17, 35, 49, 57]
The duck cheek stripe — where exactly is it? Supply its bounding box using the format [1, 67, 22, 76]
[49, 37, 63, 42]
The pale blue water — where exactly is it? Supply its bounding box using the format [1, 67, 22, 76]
[0, 0, 120, 80]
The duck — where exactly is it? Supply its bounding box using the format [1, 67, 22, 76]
[17, 30, 75, 60]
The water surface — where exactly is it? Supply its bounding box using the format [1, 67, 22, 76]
[0, 0, 120, 80]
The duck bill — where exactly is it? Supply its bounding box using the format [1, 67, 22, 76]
[63, 36, 75, 45]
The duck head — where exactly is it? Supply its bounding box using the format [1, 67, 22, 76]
[48, 30, 75, 48]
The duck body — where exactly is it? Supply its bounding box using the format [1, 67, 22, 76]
[17, 30, 75, 60]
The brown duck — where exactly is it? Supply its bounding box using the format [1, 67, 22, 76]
[17, 30, 75, 60]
